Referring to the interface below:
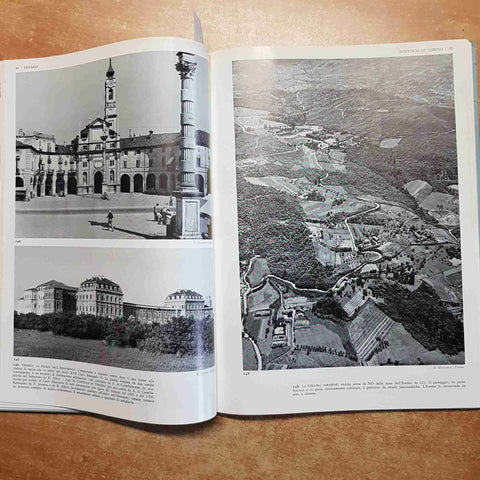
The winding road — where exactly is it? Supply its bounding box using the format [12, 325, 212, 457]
[310, 146, 381, 255]
[239, 121, 458, 370]
[344, 203, 380, 253]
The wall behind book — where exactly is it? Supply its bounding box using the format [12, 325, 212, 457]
[1, 1, 479, 57]
[1, 0, 478, 100]
[0, 0, 194, 59]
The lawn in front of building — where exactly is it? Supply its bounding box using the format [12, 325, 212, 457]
[14, 329, 214, 372]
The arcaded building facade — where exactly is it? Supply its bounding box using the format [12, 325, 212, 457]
[15, 58, 209, 200]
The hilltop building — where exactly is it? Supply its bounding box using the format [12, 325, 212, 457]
[15, 57, 209, 201]
[17, 277, 212, 322]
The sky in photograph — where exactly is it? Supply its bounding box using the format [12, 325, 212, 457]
[16, 51, 209, 144]
[233, 54, 454, 107]
[15, 246, 214, 308]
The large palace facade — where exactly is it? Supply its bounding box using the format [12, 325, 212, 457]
[15, 58, 210, 200]
[18, 277, 213, 323]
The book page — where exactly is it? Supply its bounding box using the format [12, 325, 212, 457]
[0, 37, 216, 424]
[211, 40, 480, 415]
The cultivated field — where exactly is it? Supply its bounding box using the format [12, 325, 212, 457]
[380, 138, 402, 148]
[295, 323, 344, 350]
[376, 322, 465, 365]
[423, 272, 460, 303]
[302, 200, 360, 220]
[314, 242, 337, 266]
[245, 176, 300, 195]
[234, 125, 293, 159]
[247, 282, 279, 312]
[291, 349, 357, 368]
[242, 337, 258, 370]
[420, 192, 457, 211]
[246, 257, 270, 287]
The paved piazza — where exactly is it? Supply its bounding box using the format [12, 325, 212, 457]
[16, 192, 171, 212]
[16, 193, 181, 239]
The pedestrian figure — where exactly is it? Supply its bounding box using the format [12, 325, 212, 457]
[160, 205, 168, 225]
[107, 210, 114, 232]
[153, 203, 159, 222]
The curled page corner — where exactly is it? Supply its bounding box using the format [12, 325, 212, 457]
[193, 11, 204, 44]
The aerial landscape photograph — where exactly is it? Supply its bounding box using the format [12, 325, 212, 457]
[233, 54, 464, 370]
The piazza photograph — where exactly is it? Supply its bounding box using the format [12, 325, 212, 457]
[15, 50, 211, 240]
[233, 55, 465, 370]
[14, 246, 214, 372]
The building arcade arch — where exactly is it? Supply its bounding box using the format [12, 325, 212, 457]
[159, 174, 168, 191]
[67, 176, 77, 194]
[146, 173, 156, 191]
[133, 173, 143, 193]
[55, 175, 65, 195]
[120, 174, 130, 192]
[94, 171, 103, 194]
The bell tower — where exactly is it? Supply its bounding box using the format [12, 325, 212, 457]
[104, 58, 117, 134]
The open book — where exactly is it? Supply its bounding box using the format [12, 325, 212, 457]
[1, 35, 479, 424]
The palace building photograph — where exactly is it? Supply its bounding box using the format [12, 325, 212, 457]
[15, 51, 211, 240]
[18, 277, 213, 324]
[14, 245, 215, 372]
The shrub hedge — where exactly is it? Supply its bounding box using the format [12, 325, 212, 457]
[14, 311, 214, 356]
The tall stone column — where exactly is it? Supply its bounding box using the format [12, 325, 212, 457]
[101, 134, 108, 194]
[173, 51, 203, 239]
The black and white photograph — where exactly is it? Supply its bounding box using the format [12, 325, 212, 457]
[14, 246, 214, 372]
[234, 55, 465, 370]
[15, 51, 211, 240]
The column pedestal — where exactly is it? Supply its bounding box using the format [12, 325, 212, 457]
[174, 194, 202, 239]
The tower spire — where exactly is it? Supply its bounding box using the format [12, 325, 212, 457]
[106, 58, 115, 78]
[104, 58, 117, 134]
